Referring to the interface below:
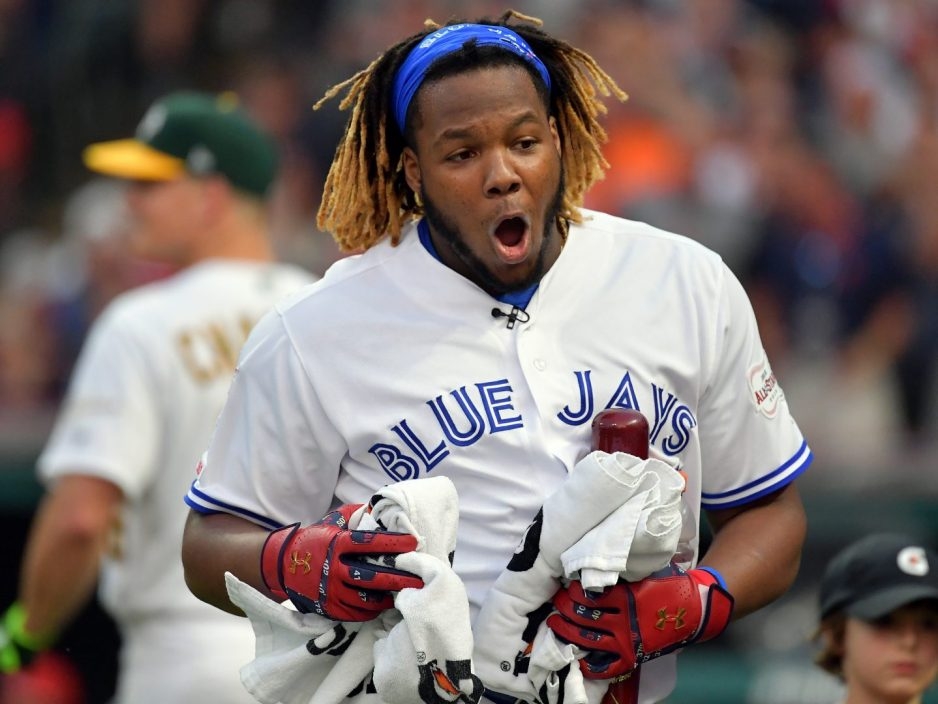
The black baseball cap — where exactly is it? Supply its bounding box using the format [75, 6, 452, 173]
[82, 91, 278, 197]
[819, 533, 938, 620]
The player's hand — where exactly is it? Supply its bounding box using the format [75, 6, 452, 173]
[0, 604, 50, 674]
[260, 503, 424, 621]
[546, 564, 734, 679]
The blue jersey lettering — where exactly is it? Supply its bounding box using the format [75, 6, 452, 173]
[428, 388, 486, 447]
[477, 380, 523, 432]
[557, 370, 594, 426]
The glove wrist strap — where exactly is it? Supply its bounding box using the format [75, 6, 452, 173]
[688, 568, 734, 643]
[260, 523, 299, 602]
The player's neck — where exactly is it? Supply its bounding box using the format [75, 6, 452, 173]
[192, 208, 277, 264]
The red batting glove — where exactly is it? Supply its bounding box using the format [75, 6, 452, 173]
[547, 564, 734, 679]
[261, 503, 424, 621]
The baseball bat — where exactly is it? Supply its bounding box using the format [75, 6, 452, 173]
[591, 408, 647, 704]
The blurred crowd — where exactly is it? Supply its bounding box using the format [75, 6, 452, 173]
[2, 0, 938, 486]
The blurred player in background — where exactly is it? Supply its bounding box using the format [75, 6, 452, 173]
[816, 533, 938, 704]
[0, 90, 317, 703]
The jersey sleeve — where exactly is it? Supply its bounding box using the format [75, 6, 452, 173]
[184, 309, 340, 529]
[697, 265, 813, 510]
[37, 305, 161, 499]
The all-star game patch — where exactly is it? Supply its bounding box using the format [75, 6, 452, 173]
[748, 355, 783, 418]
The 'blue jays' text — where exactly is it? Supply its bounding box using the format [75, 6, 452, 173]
[369, 370, 697, 482]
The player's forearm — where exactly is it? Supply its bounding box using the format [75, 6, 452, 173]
[20, 534, 102, 638]
[18, 485, 117, 638]
[700, 482, 806, 619]
[181, 511, 271, 615]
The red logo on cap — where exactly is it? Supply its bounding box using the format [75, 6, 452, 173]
[897, 546, 929, 576]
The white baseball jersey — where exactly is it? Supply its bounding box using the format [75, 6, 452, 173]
[38, 259, 316, 704]
[187, 210, 812, 703]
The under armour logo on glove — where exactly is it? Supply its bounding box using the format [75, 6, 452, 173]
[289, 551, 312, 575]
[261, 504, 425, 621]
[655, 607, 686, 630]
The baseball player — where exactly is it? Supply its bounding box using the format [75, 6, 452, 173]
[180, 11, 812, 704]
[0, 92, 317, 703]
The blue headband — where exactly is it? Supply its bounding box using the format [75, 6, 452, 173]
[392, 23, 552, 132]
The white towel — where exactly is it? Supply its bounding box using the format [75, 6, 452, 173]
[560, 458, 685, 589]
[225, 572, 375, 704]
[226, 475, 480, 704]
[366, 479, 482, 704]
[473, 450, 685, 704]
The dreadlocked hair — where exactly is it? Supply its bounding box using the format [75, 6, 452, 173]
[314, 9, 627, 253]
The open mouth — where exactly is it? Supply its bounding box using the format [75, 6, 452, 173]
[492, 216, 530, 262]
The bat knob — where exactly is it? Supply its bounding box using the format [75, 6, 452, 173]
[591, 408, 649, 457]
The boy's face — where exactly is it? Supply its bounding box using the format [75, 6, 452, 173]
[841, 601, 938, 701]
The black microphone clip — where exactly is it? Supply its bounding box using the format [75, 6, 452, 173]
[491, 305, 530, 330]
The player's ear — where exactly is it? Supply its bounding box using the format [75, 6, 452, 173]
[402, 146, 421, 195]
[548, 116, 561, 157]
[199, 176, 230, 220]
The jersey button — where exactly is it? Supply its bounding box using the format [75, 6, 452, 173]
[533, 358, 547, 371]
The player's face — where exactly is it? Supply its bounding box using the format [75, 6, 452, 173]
[125, 178, 205, 264]
[841, 603, 938, 701]
[402, 64, 564, 296]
